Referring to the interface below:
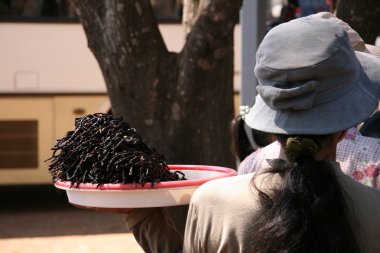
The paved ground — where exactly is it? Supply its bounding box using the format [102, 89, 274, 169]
[0, 184, 143, 253]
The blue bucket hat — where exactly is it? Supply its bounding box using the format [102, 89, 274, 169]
[245, 16, 380, 135]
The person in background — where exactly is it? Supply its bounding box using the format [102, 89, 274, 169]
[238, 12, 380, 189]
[267, 0, 332, 30]
[298, 0, 329, 16]
[325, 0, 337, 13]
[230, 113, 276, 162]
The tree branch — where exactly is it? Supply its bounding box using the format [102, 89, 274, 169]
[180, 0, 242, 79]
[74, 0, 168, 93]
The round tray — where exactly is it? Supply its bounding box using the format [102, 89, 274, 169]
[54, 165, 236, 208]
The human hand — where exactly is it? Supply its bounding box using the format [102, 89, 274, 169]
[71, 203, 135, 214]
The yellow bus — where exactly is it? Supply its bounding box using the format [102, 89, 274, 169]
[0, 0, 242, 185]
[0, 0, 180, 185]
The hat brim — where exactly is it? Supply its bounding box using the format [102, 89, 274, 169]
[245, 51, 380, 135]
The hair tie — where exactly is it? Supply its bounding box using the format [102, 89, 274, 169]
[284, 137, 320, 162]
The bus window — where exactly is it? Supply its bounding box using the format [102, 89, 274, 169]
[0, 0, 77, 21]
[0, 0, 183, 23]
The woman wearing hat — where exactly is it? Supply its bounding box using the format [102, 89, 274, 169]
[83, 16, 380, 253]
[237, 12, 380, 189]
[181, 16, 380, 252]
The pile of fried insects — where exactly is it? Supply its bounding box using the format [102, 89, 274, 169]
[46, 113, 185, 188]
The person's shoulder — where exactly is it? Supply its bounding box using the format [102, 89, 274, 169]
[337, 128, 380, 159]
[196, 173, 254, 194]
[191, 174, 254, 204]
[334, 161, 380, 198]
[339, 127, 380, 146]
[238, 141, 282, 175]
[355, 134, 380, 145]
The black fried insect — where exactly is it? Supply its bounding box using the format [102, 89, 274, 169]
[46, 113, 186, 188]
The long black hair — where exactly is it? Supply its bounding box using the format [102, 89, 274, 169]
[251, 134, 360, 253]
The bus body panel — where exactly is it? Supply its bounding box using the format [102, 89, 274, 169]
[0, 20, 240, 185]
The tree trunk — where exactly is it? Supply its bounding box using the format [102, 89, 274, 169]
[74, 0, 242, 237]
[74, 0, 240, 169]
[336, 0, 380, 44]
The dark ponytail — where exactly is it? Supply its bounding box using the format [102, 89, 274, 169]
[251, 134, 360, 253]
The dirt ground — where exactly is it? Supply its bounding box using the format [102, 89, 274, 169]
[0, 184, 144, 253]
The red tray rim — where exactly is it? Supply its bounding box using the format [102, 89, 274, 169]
[54, 165, 237, 190]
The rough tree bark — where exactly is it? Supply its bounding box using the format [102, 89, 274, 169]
[336, 0, 380, 44]
[74, 0, 242, 237]
[74, 0, 242, 170]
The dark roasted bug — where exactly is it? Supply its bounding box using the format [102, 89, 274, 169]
[46, 113, 186, 188]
